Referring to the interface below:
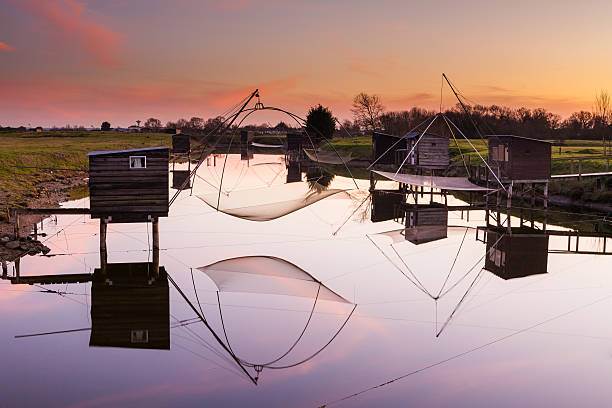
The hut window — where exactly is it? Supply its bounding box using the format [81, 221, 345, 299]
[129, 156, 146, 169]
[492, 145, 509, 162]
[131, 329, 149, 343]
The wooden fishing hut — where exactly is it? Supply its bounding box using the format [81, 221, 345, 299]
[89, 262, 169, 349]
[241, 130, 254, 160]
[481, 226, 549, 280]
[487, 135, 551, 182]
[483, 135, 552, 234]
[171, 133, 191, 190]
[88, 146, 169, 274]
[371, 131, 449, 171]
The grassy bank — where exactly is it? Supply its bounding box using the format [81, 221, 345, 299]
[0, 130, 171, 220]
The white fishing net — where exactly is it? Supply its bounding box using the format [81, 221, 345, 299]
[197, 256, 351, 303]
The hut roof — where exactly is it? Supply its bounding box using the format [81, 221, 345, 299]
[87, 146, 169, 156]
[485, 135, 552, 144]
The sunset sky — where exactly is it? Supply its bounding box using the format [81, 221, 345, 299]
[2, 0, 612, 127]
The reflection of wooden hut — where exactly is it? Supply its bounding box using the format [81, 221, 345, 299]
[90, 263, 169, 350]
[371, 190, 403, 222]
[172, 170, 191, 190]
[484, 227, 549, 279]
[172, 134, 190, 154]
[286, 161, 302, 183]
[487, 135, 551, 181]
[286, 132, 304, 162]
[88, 147, 169, 223]
[404, 203, 448, 244]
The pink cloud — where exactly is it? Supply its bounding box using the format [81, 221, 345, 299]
[12, 0, 119, 66]
[0, 41, 15, 52]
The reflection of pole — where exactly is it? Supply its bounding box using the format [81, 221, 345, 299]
[152, 217, 160, 275]
[100, 219, 107, 274]
[506, 181, 513, 234]
[543, 181, 549, 231]
[14, 258, 20, 283]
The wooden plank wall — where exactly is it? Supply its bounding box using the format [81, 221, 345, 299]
[89, 148, 169, 221]
[416, 134, 449, 169]
[508, 139, 551, 180]
[485, 230, 549, 279]
[372, 132, 406, 165]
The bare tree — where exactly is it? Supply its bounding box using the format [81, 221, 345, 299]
[351, 92, 384, 130]
[594, 90, 611, 154]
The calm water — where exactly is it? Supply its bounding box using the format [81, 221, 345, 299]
[2, 154, 612, 407]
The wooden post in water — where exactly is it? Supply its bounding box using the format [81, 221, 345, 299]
[100, 219, 108, 274]
[152, 217, 160, 275]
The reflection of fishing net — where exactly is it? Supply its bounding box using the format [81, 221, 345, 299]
[198, 256, 350, 303]
[368, 226, 505, 337]
[304, 148, 353, 164]
[196, 182, 346, 221]
[196, 256, 356, 380]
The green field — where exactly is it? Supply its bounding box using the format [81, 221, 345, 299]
[1, 131, 610, 220]
[0, 130, 172, 218]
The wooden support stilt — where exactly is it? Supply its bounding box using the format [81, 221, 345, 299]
[152, 217, 160, 275]
[100, 219, 108, 274]
[2, 260, 7, 279]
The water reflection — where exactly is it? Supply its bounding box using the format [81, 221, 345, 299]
[90, 263, 170, 350]
[2, 153, 612, 407]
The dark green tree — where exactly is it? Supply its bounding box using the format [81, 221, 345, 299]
[101, 121, 111, 131]
[306, 104, 335, 146]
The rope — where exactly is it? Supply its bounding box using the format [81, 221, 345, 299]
[436, 227, 469, 298]
[265, 304, 357, 369]
[319, 291, 612, 407]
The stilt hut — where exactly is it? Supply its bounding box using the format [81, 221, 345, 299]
[372, 131, 449, 170]
[88, 147, 169, 223]
[241, 130, 254, 160]
[487, 135, 552, 181]
[372, 131, 406, 165]
[484, 227, 549, 279]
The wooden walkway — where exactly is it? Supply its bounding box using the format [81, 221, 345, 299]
[551, 171, 612, 180]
